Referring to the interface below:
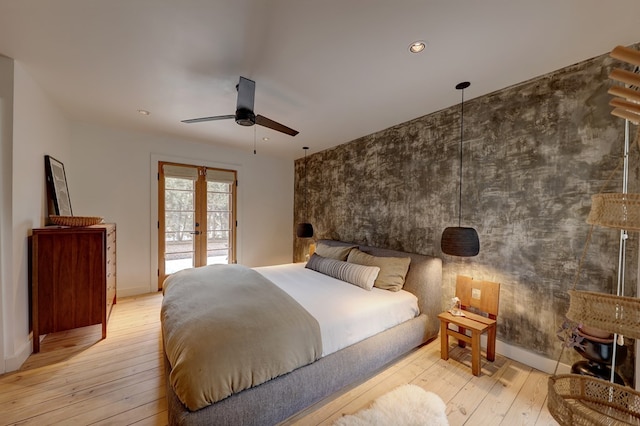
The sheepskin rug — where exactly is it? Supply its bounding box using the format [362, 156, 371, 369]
[333, 384, 449, 426]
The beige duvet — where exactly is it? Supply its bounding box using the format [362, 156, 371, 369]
[161, 264, 322, 411]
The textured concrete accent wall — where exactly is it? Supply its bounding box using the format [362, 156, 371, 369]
[294, 49, 640, 364]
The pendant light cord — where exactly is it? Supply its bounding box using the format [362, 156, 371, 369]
[303, 147, 309, 217]
[458, 86, 465, 227]
[457, 83, 468, 228]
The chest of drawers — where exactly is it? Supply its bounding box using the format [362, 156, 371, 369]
[31, 224, 117, 352]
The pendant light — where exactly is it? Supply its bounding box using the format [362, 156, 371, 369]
[296, 146, 314, 238]
[441, 81, 480, 256]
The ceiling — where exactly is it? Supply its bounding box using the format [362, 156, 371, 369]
[1, 1, 639, 160]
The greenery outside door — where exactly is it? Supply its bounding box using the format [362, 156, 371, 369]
[158, 162, 237, 289]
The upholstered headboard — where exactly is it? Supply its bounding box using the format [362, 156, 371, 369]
[317, 240, 443, 339]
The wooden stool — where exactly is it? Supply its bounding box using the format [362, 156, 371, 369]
[438, 275, 500, 376]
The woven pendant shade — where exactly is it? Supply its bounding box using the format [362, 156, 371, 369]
[441, 226, 480, 257]
[566, 290, 640, 340]
[586, 193, 640, 231]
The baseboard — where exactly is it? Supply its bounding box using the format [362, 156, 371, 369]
[4, 285, 155, 373]
[117, 285, 154, 298]
[493, 337, 571, 375]
[4, 335, 33, 372]
[454, 327, 570, 375]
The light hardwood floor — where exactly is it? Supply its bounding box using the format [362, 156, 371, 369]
[0, 292, 558, 426]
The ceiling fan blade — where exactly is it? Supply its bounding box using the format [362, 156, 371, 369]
[181, 114, 235, 124]
[255, 115, 299, 136]
[237, 76, 255, 112]
[182, 76, 298, 135]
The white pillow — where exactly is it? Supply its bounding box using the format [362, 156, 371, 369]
[305, 254, 380, 291]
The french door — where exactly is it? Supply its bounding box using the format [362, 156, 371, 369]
[158, 162, 237, 289]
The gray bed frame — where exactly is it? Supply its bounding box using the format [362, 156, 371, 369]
[164, 240, 443, 426]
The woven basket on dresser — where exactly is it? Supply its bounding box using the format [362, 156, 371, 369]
[49, 215, 104, 227]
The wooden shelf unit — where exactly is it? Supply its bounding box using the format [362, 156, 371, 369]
[31, 224, 116, 353]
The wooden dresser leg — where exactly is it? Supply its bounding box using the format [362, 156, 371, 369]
[33, 332, 40, 353]
[440, 320, 449, 360]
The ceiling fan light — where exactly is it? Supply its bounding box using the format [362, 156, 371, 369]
[235, 107, 255, 126]
[441, 226, 480, 256]
[296, 222, 314, 238]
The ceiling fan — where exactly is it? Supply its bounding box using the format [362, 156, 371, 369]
[181, 76, 299, 136]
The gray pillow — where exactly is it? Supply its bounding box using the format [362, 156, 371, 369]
[315, 242, 356, 261]
[347, 249, 411, 291]
[305, 254, 380, 291]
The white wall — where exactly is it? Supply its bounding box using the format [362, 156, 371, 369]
[69, 122, 294, 296]
[2, 61, 70, 372]
[0, 60, 293, 372]
[0, 74, 293, 372]
[0, 55, 14, 374]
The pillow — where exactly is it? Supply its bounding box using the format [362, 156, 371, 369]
[305, 254, 380, 291]
[347, 249, 411, 291]
[315, 242, 357, 261]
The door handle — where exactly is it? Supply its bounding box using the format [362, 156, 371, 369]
[189, 231, 201, 235]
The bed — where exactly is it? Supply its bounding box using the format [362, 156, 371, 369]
[162, 240, 442, 426]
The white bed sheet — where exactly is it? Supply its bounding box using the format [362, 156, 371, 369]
[254, 262, 419, 357]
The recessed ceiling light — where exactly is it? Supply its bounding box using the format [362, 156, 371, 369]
[137, 109, 150, 116]
[409, 41, 427, 53]
[262, 137, 270, 141]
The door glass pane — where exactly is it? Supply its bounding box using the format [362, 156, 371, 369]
[164, 176, 196, 274]
[207, 180, 232, 265]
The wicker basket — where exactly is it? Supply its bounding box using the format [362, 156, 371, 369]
[49, 215, 104, 227]
[566, 290, 640, 340]
[548, 375, 640, 425]
[587, 193, 640, 231]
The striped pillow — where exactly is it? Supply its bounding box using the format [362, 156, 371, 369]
[305, 254, 380, 291]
